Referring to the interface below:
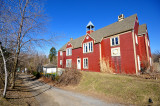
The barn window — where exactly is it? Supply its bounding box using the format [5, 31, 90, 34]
[66, 48, 72, 56]
[135, 34, 138, 44]
[60, 51, 62, 56]
[148, 39, 150, 46]
[83, 41, 93, 53]
[66, 59, 72, 67]
[83, 58, 88, 69]
[111, 37, 119, 46]
[60, 60, 62, 65]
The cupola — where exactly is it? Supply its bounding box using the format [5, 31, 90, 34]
[86, 21, 95, 34]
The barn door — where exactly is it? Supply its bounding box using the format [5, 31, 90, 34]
[77, 58, 81, 69]
[112, 56, 121, 73]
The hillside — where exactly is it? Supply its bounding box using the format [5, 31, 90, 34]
[65, 71, 160, 105]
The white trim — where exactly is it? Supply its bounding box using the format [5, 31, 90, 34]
[111, 47, 121, 56]
[81, 34, 95, 47]
[137, 55, 141, 71]
[66, 47, 72, 56]
[77, 58, 81, 69]
[135, 34, 138, 44]
[60, 51, 63, 56]
[100, 30, 132, 43]
[83, 58, 88, 69]
[110, 36, 120, 46]
[66, 59, 72, 67]
[99, 43, 101, 60]
[132, 30, 138, 74]
[66, 42, 73, 48]
[83, 41, 94, 53]
[145, 35, 149, 61]
[60, 60, 62, 65]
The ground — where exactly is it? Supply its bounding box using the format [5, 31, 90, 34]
[0, 74, 39, 106]
[21, 74, 121, 106]
[1, 72, 159, 106]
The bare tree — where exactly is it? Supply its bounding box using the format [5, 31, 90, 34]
[0, 42, 8, 98]
[0, 0, 56, 89]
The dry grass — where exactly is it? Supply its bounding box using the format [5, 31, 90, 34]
[100, 58, 113, 73]
[0, 76, 39, 106]
[152, 62, 160, 73]
[73, 71, 160, 105]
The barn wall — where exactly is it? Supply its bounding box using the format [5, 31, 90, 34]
[101, 31, 136, 74]
[58, 35, 100, 72]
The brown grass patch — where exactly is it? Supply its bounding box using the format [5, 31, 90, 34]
[100, 58, 113, 73]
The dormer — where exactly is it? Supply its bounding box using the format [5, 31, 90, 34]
[86, 21, 95, 34]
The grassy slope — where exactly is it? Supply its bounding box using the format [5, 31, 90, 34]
[75, 72, 160, 105]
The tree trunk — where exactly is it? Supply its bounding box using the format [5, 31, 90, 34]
[0, 45, 8, 98]
[11, 53, 19, 89]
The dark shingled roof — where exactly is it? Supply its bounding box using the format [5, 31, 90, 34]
[43, 63, 57, 68]
[59, 14, 137, 51]
[138, 24, 147, 35]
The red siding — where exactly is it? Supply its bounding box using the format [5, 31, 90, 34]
[57, 16, 151, 75]
[101, 31, 136, 74]
[58, 35, 100, 72]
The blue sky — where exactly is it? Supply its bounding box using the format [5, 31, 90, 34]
[43, 0, 160, 55]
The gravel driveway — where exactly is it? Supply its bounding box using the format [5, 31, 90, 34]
[20, 74, 122, 106]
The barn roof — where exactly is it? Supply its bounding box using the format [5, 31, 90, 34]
[138, 24, 147, 35]
[59, 14, 137, 51]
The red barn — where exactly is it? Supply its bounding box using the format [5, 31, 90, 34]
[57, 14, 152, 74]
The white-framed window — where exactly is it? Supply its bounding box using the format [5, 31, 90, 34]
[60, 60, 62, 65]
[137, 55, 141, 70]
[83, 41, 93, 53]
[148, 40, 150, 46]
[111, 36, 119, 46]
[60, 51, 62, 56]
[135, 34, 138, 44]
[66, 48, 72, 56]
[66, 59, 72, 67]
[83, 58, 88, 69]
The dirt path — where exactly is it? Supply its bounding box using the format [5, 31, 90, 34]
[20, 74, 122, 106]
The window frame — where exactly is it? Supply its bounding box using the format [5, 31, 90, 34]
[66, 47, 72, 56]
[66, 59, 72, 67]
[60, 51, 62, 56]
[111, 36, 119, 46]
[135, 34, 138, 44]
[60, 60, 62, 65]
[83, 41, 93, 53]
[83, 58, 88, 69]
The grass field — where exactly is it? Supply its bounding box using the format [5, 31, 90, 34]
[74, 71, 160, 105]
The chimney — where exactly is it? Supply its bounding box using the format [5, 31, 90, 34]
[118, 14, 124, 22]
[70, 38, 73, 41]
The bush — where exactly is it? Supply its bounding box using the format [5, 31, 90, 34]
[32, 71, 41, 79]
[58, 67, 82, 86]
[100, 58, 113, 73]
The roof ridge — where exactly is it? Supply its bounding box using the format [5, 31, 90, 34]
[91, 14, 137, 34]
[59, 14, 138, 51]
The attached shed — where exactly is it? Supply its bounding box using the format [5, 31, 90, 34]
[43, 63, 57, 74]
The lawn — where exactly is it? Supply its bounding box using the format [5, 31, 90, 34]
[74, 71, 160, 105]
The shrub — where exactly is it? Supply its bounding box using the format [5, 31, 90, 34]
[44, 73, 56, 80]
[58, 67, 82, 86]
[32, 71, 41, 79]
[100, 58, 113, 73]
[141, 60, 150, 74]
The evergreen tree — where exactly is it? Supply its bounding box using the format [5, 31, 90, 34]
[49, 47, 57, 62]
